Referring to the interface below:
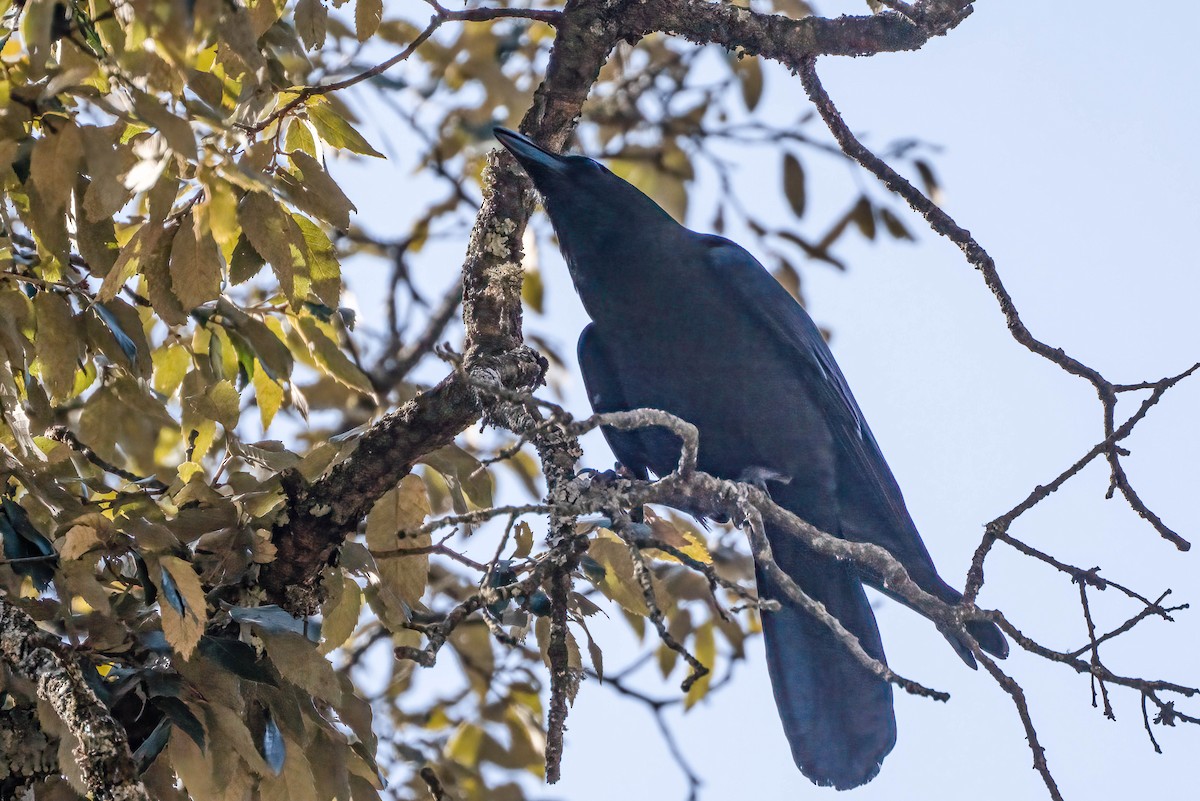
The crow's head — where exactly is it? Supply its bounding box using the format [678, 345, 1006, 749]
[494, 127, 676, 245]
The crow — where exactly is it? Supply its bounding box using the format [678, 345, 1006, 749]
[495, 127, 1008, 789]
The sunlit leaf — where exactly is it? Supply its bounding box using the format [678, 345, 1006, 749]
[366, 475, 431, 610]
[158, 556, 208, 659]
[355, 0, 383, 43]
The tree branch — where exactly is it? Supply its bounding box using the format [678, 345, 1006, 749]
[620, 0, 974, 62]
[0, 599, 150, 801]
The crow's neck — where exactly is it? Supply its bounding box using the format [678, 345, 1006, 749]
[555, 218, 693, 328]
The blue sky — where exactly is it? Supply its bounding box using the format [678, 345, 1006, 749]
[333, 1, 1199, 797]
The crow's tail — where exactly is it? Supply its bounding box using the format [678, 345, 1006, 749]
[757, 532, 896, 790]
[929, 582, 1010, 667]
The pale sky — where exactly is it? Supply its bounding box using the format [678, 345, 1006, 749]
[332, 2, 1199, 798]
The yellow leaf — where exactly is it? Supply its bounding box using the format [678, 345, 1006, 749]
[81, 125, 135, 222]
[260, 735, 319, 801]
[27, 123, 84, 263]
[168, 730, 218, 797]
[158, 555, 208, 659]
[283, 151, 355, 229]
[197, 173, 241, 253]
[131, 89, 197, 160]
[783, 152, 807, 218]
[59, 525, 103, 560]
[445, 723, 484, 768]
[513, 521, 534, 559]
[643, 508, 712, 564]
[587, 536, 649, 616]
[366, 475, 430, 608]
[100, 220, 176, 308]
[152, 342, 192, 397]
[178, 461, 204, 484]
[291, 214, 342, 305]
[261, 631, 342, 704]
[295, 0, 328, 50]
[239, 192, 308, 302]
[522, 267, 544, 313]
[252, 363, 284, 431]
[73, 177, 118, 276]
[319, 569, 362, 655]
[218, 298, 293, 380]
[355, 0, 382, 41]
[206, 702, 270, 776]
[284, 119, 319, 156]
[180, 371, 219, 462]
[20, 0, 57, 73]
[683, 622, 715, 710]
[534, 616, 582, 674]
[296, 315, 374, 396]
[169, 212, 224, 309]
[141, 224, 189, 325]
[33, 292, 81, 400]
[735, 54, 764, 111]
[206, 379, 241, 429]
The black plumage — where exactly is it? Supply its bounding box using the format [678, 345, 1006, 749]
[496, 127, 1008, 789]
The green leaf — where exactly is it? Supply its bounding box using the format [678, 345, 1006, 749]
[216, 298, 294, 381]
[307, 100, 384, 158]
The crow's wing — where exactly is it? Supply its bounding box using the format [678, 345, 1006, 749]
[581, 306, 897, 790]
[578, 323, 684, 480]
[701, 235, 1008, 660]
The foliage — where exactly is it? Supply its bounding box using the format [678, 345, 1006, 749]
[0, 2, 1194, 801]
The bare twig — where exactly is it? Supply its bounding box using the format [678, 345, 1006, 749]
[45, 426, 168, 491]
[244, 6, 563, 134]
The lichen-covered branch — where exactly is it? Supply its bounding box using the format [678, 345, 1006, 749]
[620, 0, 975, 64]
[0, 599, 149, 801]
[264, 0, 639, 609]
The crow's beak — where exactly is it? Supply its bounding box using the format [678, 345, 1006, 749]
[494, 127, 567, 177]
